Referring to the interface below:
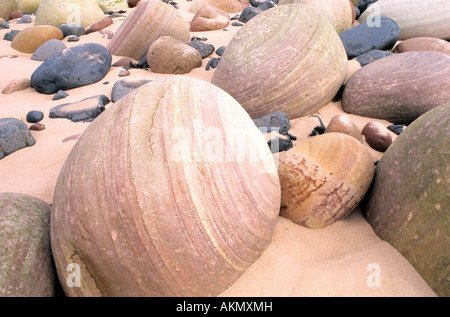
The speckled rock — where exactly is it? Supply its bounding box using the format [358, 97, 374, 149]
[278, 0, 353, 34]
[342, 51, 450, 124]
[11, 25, 64, 54]
[364, 103, 450, 297]
[147, 36, 202, 74]
[394, 37, 450, 56]
[34, 0, 106, 29]
[0, 193, 55, 297]
[0, 118, 36, 159]
[359, 0, 450, 40]
[211, 4, 348, 120]
[107, 0, 190, 61]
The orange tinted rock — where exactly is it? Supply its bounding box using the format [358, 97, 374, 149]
[11, 25, 63, 54]
[190, 5, 230, 32]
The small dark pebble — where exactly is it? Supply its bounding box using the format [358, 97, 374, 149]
[67, 35, 80, 42]
[1, 21, 10, 29]
[232, 21, 244, 26]
[215, 46, 226, 56]
[231, 14, 240, 20]
[52, 90, 69, 101]
[29, 123, 45, 131]
[268, 137, 293, 153]
[103, 81, 109, 85]
[206, 57, 220, 71]
[3, 30, 20, 41]
[26, 110, 44, 123]
[387, 124, 404, 135]
[191, 36, 207, 41]
[187, 40, 215, 59]
[17, 14, 32, 24]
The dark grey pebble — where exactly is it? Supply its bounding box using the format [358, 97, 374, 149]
[356, 0, 378, 14]
[26, 110, 44, 123]
[1, 21, 10, 29]
[231, 21, 244, 26]
[17, 14, 33, 24]
[238, 6, 262, 23]
[31, 39, 67, 61]
[257, 1, 276, 11]
[187, 40, 215, 59]
[231, 14, 240, 20]
[387, 124, 404, 135]
[52, 90, 69, 101]
[215, 46, 226, 56]
[191, 36, 207, 41]
[111, 79, 152, 103]
[356, 49, 393, 66]
[67, 35, 80, 42]
[3, 30, 20, 41]
[57, 23, 86, 38]
[205, 57, 220, 71]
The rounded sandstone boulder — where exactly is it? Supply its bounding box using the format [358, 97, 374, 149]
[278, 133, 374, 229]
[0, 0, 18, 21]
[51, 76, 281, 296]
[11, 25, 63, 54]
[364, 104, 450, 297]
[16, 0, 41, 14]
[0, 193, 55, 297]
[211, 4, 348, 120]
[342, 51, 450, 124]
[189, 0, 250, 13]
[190, 5, 231, 32]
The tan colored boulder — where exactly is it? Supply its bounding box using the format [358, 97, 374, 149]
[16, 0, 41, 14]
[11, 26, 64, 54]
[278, 0, 353, 34]
[34, 0, 106, 29]
[190, 5, 230, 32]
[211, 5, 348, 120]
[190, 0, 250, 13]
[278, 133, 374, 229]
[0, 0, 18, 21]
[107, 0, 190, 61]
[2, 78, 31, 95]
[96, 0, 129, 11]
[325, 114, 363, 142]
[147, 36, 202, 74]
[394, 37, 450, 56]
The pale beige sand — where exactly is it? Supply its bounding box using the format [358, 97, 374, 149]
[0, 1, 436, 297]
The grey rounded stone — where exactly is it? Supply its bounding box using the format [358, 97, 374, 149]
[31, 39, 67, 61]
[0, 117, 36, 159]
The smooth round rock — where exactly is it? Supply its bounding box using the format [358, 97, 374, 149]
[362, 121, 392, 152]
[278, 133, 374, 229]
[342, 51, 450, 124]
[17, 14, 33, 24]
[16, 0, 41, 14]
[279, 0, 353, 34]
[359, 0, 450, 40]
[26, 110, 44, 123]
[31, 39, 67, 61]
[211, 4, 348, 120]
[147, 36, 203, 74]
[107, 0, 190, 61]
[0, 118, 36, 159]
[364, 104, 450, 297]
[30, 43, 112, 95]
[0, 193, 55, 297]
[57, 23, 86, 38]
[11, 25, 63, 54]
[0, 0, 18, 21]
[394, 37, 450, 56]
[325, 114, 363, 142]
[339, 16, 400, 58]
[34, 0, 106, 28]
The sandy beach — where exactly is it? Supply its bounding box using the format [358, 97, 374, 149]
[0, 1, 438, 297]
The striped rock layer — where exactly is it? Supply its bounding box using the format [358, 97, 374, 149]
[278, 0, 353, 34]
[342, 51, 450, 124]
[107, 0, 190, 61]
[51, 76, 281, 297]
[359, 0, 450, 40]
[211, 4, 348, 120]
[364, 104, 450, 297]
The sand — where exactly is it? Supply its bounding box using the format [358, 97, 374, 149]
[0, 1, 437, 297]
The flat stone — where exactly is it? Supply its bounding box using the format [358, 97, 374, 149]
[111, 79, 152, 102]
[1, 78, 31, 94]
[356, 49, 393, 66]
[49, 94, 110, 122]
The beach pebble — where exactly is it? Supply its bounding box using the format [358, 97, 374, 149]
[211, 5, 347, 120]
[339, 16, 400, 58]
[31, 43, 112, 95]
[147, 36, 202, 74]
[362, 121, 392, 152]
[238, 6, 262, 23]
[16, 14, 32, 24]
[11, 25, 64, 54]
[257, 1, 276, 11]
[215, 46, 226, 56]
[112, 57, 134, 67]
[387, 124, 404, 135]
[111, 79, 151, 102]
[26, 110, 44, 124]
[67, 35, 79, 42]
[190, 5, 230, 32]
[205, 57, 220, 70]
[278, 133, 374, 229]
[186, 40, 215, 58]
[342, 51, 450, 124]
[34, 0, 105, 28]
[118, 69, 130, 77]
[29, 123, 46, 131]
[356, 49, 393, 66]
[85, 17, 113, 34]
[253, 110, 292, 136]
[107, 0, 190, 61]
[1, 21, 10, 29]
[52, 90, 69, 101]
[57, 23, 86, 38]
[31, 39, 67, 61]
[49, 95, 110, 122]
[359, 0, 450, 40]
[1, 78, 31, 95]
[325, 114, 363, 142]
[3, 30, 19, 41]
[364, 104, 450, 297]
[231, 21, 243, 26]
[393, 37, 450, 56]
[0, 117, 36, 159]
[0, 193, 55, 297]
[0, 0, 17, 21]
